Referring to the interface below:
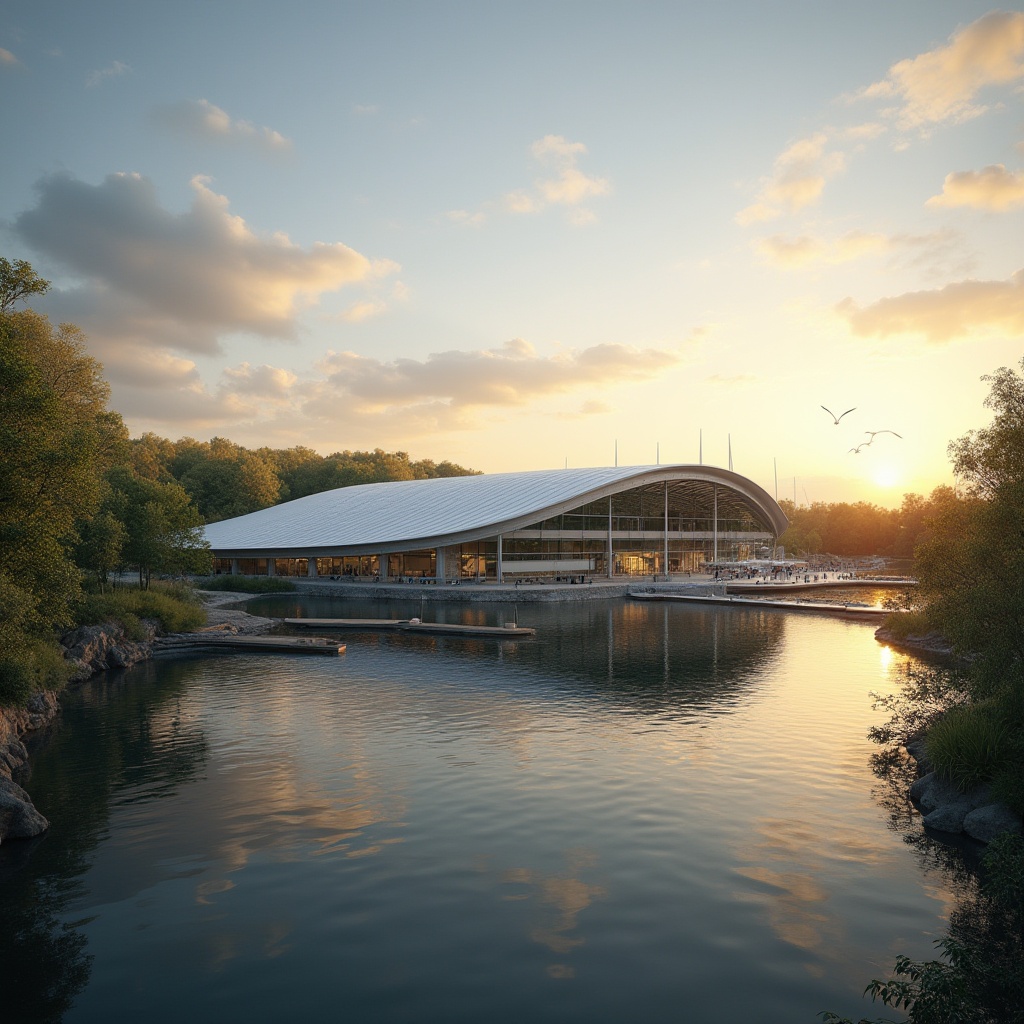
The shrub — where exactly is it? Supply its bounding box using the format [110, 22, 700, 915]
[0, 641, 74, 706]
[0, 657, 33, 706]
[76, 584, 206, 636]
[883, 608, 934, 641]
[196, 575, 297, 594]
[926, 703, 1009, 792]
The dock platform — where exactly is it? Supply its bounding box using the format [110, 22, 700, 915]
[284, 617, 536, 637]
[629, 591, 889, 620]
[156, 634, 346, 655]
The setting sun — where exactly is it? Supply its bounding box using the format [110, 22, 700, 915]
[873, 464, 901, 488]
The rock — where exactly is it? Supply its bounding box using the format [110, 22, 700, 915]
[923, 801, 975, 833]
[905, 738, 932, 773]
[913, 772, 966, 812]
[0, 775, 49, 842]
[963, 804, 1024, 844]
[60, 621, 154, 678]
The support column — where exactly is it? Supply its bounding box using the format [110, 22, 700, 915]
[663, 481, 669, 580]
[230, 558, 239, 575]
[496, 535, 503, 583]
[267, 558, 276, 577]
[435, 547, 445, 582]
[607, 497, 613, 578]
[307, 558, 318, 578]
[377, 554, 387, 581]
[713, 485, 719, 563]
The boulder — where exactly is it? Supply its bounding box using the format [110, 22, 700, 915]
[963, 804, 1024, 844]
[923, 801, 975, 833]
[60, 621, 153, 679]
[0, 775, 49, 842]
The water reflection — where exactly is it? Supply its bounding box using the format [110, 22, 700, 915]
[0, 660, 211, 1020]
[0, 598, 977, 1024]
[252, 595, 789, 715]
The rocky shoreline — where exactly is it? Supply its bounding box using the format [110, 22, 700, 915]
[0, 591, 275, 846]
[873, 624, 1022, 845]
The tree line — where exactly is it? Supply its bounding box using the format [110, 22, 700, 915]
[777, 488, 954, 560]
[127, 434, 479, 524]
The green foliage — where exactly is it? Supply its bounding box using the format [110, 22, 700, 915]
[881, 609, 934, 641]
[0, 257, 50, 313]
[916, 361, 1024, 693]
[107, 467, 212, 586]
[926, 704, 1009, 792]
[129, 437, 481, 517]
[76, 583, 206, 636]
[777, 489, 953, 559]
[197, 575, 297, 593]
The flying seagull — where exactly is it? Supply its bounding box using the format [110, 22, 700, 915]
[821, 405, 856, 425]
[848, 442, 871, 454]
[865, 429, 902, 440]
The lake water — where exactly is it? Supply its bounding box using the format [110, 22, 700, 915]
[2, 595, 966, 1022]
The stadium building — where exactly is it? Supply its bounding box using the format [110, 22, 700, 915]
[203, 464, 787, 581]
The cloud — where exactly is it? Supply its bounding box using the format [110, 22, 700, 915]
[152, 99, 292, 153]
[926, 163, 1024, 211]
[352, 103, 379, 116]
[837, 269, 1024, 342]
[736, 133, 846, 224]
[86, 60, 130, 87]
[0, 47, 20, 67]
[221, 362, 298, 400]
[308, 337, 679, 417]
[15, 171, 397, 349]
[106, 335, 682, 442]
[756, 228, 969, 276]
[859, 10, 1024, 129]
[339, 299, 386, 322]
[756, 231, 889, 267]
[453, 134, 610, 226]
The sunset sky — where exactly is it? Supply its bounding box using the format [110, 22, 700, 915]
[3, 2, 1023, 506]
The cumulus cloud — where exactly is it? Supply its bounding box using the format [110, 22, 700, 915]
[152, 99, 292, 153]
[1, 47, 20, 67]
[86, 60, 130, 87]
[107, 335, 681, 441]
[735, 133, 846, 224]
[859, 10, 1024, 129]
[927, 164, 1024, 211]
[307, 337, 679, 419]
[837, 268, 1024, 342]
[221, 362, 298, 400]
[15, 171, 396, 349]
[452, 134, 610, 226]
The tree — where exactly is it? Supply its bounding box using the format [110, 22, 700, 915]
[170, 436, 280, 521]
[0, 268, 128, 702]
[915, 359, 1024, 695]
[0, 257, 50, 313]
[108, 469, 211, 587]
[76, 507, 127, 592]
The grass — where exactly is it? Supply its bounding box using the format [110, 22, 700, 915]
[196, 575, 297, 594]
[925, 702, 1010, 792]
[881, 608, 934, 641]
[76, 580, 207, 636]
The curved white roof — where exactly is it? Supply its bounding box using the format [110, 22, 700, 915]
[203, 464, 787, 557]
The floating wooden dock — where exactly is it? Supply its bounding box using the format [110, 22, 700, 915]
[283, 617, 536, 637]
[628, 591, 889, 620]
[156, 634, 346, 655]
